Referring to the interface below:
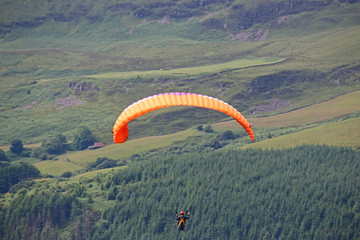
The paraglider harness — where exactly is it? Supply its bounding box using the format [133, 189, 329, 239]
[175, 210, 190, 231]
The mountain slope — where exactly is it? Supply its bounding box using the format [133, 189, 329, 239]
[2, 145, 359, 239]
[0, 0, 359, 145]
[1, 2, 360, 238]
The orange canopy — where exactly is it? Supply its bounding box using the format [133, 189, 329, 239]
[113, 92, 254, 143]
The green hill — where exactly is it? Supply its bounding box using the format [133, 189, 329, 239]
[2, 146, 360, 239]
[0, 0, 359, 144]
[1, 0, 360, 239]
[244, 117, 360, 150]
[31, 91, 360, 176]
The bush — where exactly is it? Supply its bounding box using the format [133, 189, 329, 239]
[219, 130, 236, 141]
[0, 149, 8, 161]
[203, 139, 222, 149]
[0, 162, 41, 194]
[41, 134, 68, 155]
[31, 147, 49, 160]
[10, 139, 23, 154]
[20, 148, 32, 157]
[107, 186, 118, 200]
[9, 180, 35, 193]
[60, 171, 73, 178]
[73, 126, 95, 150]
[86, 157, 123, 171]
[204, 125, 213, 133]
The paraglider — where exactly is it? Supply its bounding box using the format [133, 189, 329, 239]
[175, 210, 190, 231]
[113, 92, 254, 143]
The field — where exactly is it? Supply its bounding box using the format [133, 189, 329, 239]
[33, 159, 83, 175]
[34, 129, 202, 175]
[213, 90, 360, 129]
[88, 57, 286, 80]
[243, 117, 360, 150]
[1, 1, 359, 176]
[1, 25, 359, 145]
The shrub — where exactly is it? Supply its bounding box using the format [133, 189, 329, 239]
[219, 130, 236, 141]
[61, 171, 73, 178]
[10, 139, 23, 154]
[73, 126, 96, 150]
[204, 125, 213, 133]
[0, 149, 8, 161]
[31, 148, 49, 160]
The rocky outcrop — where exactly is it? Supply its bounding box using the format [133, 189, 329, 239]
[0, 0, 340, 31]
[226, 29, 269, 42]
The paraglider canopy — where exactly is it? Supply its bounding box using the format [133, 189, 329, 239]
[113, 92, 254, 143]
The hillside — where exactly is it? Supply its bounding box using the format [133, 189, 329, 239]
[0, 0, 359, 145]
[29, 91, 359, 176]
[1, 1, 360, 239]
[2, 146, 360, 239]
[244, 117, 360, 150]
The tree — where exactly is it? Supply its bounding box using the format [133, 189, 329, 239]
[42, 134, 67, 154]
[219, 130, 236, 141]
[86, 157, 121, 171]
[73, 126, 95, 150]
[204, 139, 222, 149]
[55, 134, 67, 145]
[0, 162, 40, 194]
[107, 186, 118, 200]
[204, 125, 213, 133]
[0, 149, 7, 161]
[31, 147, 48, 160]
[61, 171, 73, 178]
[10, 139, 23, 154]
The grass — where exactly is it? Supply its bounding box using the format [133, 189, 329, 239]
[242, 117, 360, 150]
[4, 89, 359, 176]
[58, 129, 200, 164]
[0, 52, 286, 145]
[33, 129, 201, 175]
[1, 3, 360, 237]
[71, 166, 127, 179]
[88, 56, 286, 80]
[33, 89, 360, 175]
[0, 1, 359, 152]
[0, 142, 41, 151]
[250, 90, 360, 127]
[33, 159, 83, 176]
[213, 90, 360, 129]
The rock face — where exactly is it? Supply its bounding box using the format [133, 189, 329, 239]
[52, 96, 84, 110]
[250, 99, 292, 115]
[226, 29, 269, 42]
[67, 81, 98, 91]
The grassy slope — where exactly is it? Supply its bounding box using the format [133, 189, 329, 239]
[213, 90, 360, 128]
[0, 54, 286, 145]
[0, 6, 359, 145]
[1, 2, 360, 239]
[88, 57, 286, 80]
[34, 91, 360, 175]
[0, 1, 359, 176]
[243, 117, 360, 150]
[34, 128, 201, 175]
